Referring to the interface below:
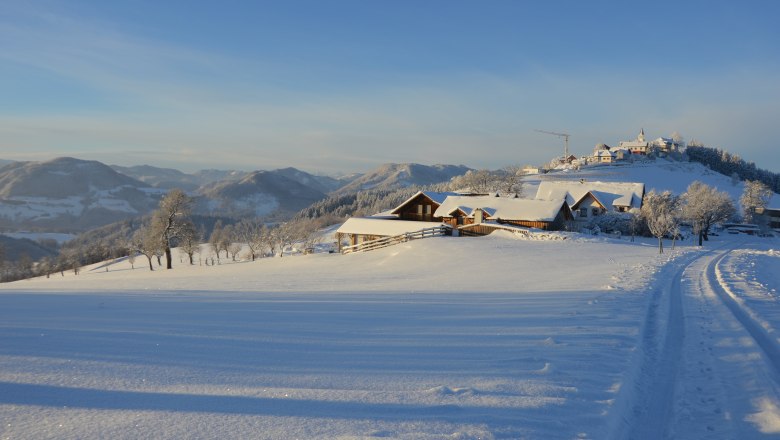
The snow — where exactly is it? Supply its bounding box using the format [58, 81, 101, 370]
[535, 180, 644, 210]
[432, 195, 566, 221]
[336, 217, 444, 236]
[1, 232, 779, 439]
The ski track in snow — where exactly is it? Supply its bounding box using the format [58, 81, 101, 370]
[616, 237, 780, 439]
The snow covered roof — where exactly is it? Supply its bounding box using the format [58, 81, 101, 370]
[433, 195, 567, 222]
[618, 140, 649, 148]
[336, 218, 444, 236]
[594, 150, 615, 158]
[535, 181, 644, 209]
[390, 191, 461, 214]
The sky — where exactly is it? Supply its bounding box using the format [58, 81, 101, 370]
[1, 0, 779, 175]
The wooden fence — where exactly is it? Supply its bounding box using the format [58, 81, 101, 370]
[341, 226, 449, 254]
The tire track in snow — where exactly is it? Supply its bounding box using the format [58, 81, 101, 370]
[625, 252, 692, 440]
[709, 251, 780, 377]
[608, 245, 730, 440]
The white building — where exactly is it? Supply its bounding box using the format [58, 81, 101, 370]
[618, 129, 651, 155]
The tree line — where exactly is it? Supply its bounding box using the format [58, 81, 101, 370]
[686, 144, 780, 193]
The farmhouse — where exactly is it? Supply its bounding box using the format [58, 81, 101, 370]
[390, 191, 462, 222]
[535, 181, 644, 221]
[336, 190, 576, 251]
[433, 195, 573, 231]
[594, 149, 616, 163]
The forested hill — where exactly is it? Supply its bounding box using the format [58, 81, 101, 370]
[686, 145, 780, 192]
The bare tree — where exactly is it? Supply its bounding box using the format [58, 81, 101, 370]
[234, 218, 264, 261]
[130, 228, 159, 271]
[273, 223, 296, 257]
[641, 190, 680, 254]
[294, 218, 324, 253]
[221, 224, 236, 260]
[127, 251, 136, 269]
[178, 221, 201, 265]
[209, 220, 226, 263]
[150, 189, 193, 269]
[681, 181, 736, 246]
[740, 180, 773, 223]
[498, 165, 525, 195]
[228, 242, 243, 261]
[260, 224, 276, 257]
[451, 167, 523, 196]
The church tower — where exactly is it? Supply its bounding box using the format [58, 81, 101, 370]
[637, 128, 646, 143]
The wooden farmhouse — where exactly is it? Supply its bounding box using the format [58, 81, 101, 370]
[336, 191, 575, 250]
[433, 195, 572, 230]
[390, 191, 461, 222]
[535, 181, 644, 223]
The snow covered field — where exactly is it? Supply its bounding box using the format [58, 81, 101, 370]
[1, 233, 779, 439]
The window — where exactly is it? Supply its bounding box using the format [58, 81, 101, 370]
[580, 207, 588, 217]
[417, 204, 423, 215]
[592, 207, 600, 216]
[426, 205, 432, 215]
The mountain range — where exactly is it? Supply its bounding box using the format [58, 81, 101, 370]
[0, 157, 471, 233]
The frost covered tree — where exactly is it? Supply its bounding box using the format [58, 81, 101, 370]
[130, 227, 159, 271]
[294, 218, 325, 253]
[740, 180, 773, 223]
[681, 181, 736, 246]
[150, 189, 192, 269]
[178, 221, 201, 265]
[221, 224, 237, 260]
[272, 223, 296, 257]
[234, 218, 264, 261]
[447, 168, 525, 196]
[209, 220, 226, 263]
[641, 190, 680, 254]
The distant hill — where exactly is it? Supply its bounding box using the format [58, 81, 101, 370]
[334, 163, 471, 195]
[273, 167, 345, 194]
[0, 157, 144, 198]
[198, 170, 328, 218]
[111, 164, 249, 191]
[0, 157, 162, 232]
[192, 169, 248, 185]
[110, 164, 202, 191]
[0, 234, 58, 262]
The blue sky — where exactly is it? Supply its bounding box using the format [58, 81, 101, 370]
[1, 1, 779, 174]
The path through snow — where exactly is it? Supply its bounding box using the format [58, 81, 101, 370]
[618, 237, 780, 439]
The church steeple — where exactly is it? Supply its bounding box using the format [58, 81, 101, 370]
[637, 128, 646, 143]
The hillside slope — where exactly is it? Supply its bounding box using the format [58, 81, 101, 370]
[334, 163, 471, 195]
[527, 159, 779, 208]
[0, 157, 162, 232]
[198, 170, 328, 217]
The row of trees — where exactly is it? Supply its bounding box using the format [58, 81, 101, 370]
[640, 181, 736, 253]
[126, 189, 334, 271]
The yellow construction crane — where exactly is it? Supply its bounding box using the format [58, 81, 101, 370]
[535, 129, 571, 158]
